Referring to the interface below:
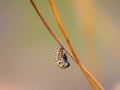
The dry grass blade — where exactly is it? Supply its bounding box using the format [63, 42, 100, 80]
[29, 0, 73, 60]
[48, 0, 95, 89]
[29, 0, 104, 90]
[49, 0, 104, 90]
[30, 0, 66, 52]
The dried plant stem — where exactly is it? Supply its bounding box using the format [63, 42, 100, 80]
[49, 0, 104, 90]
[29, 0, 72, 58]
[30, 0, 104, 90]
[49, 0, 95, 90]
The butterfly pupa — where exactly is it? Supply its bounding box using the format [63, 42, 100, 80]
[54, 45, 70, 69]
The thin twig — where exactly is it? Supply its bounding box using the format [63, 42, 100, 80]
[29, 0, 72, 60]
[29, 0, 104, 90]
[49, 0, 104, 90]
[49, 0, 96, 90]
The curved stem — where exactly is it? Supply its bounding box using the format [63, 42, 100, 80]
[49, 0, 104, 90]
[29, 0, 104, 90]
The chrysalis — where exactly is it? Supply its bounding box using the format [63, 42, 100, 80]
[54, 45, 70, 69]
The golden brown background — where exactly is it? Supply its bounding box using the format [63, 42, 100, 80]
[0, 0, 120, 90]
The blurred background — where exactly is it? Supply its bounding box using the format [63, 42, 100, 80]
[0, 0, 120, 90]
